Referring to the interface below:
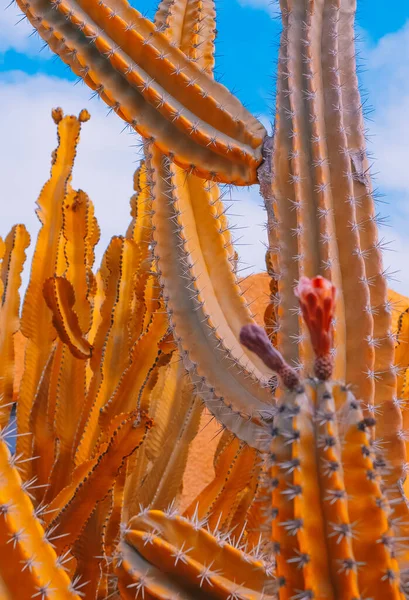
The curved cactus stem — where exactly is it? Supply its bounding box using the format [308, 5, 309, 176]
[15, 0, 266, 184]
[43, 277, 92, 360]
[150, 149, 273, 449]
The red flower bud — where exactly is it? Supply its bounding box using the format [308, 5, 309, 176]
[294, 276, 336, 359]
[240, 324, 301, 390]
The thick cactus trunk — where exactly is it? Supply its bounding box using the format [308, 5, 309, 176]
[264, 0, 405, 488]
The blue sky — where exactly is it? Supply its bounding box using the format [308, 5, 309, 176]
[1, 0, 409, 293]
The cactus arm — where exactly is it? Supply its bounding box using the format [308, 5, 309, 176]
[43, 277, 92, 360]
[0, 438, 80, 599]
[155, 0, 216, 73]
[0, 225, 30, 426]
[122, 510, 276, 598]
[150, 149, 273, 448]
[42, 411, 152, 554]
[16, 0, 265, 184]
[17, 110, 89, 477]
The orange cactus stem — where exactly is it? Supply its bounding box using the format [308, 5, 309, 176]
[0, 225, 30, 427]
[0, 434, 81, 599]
[266, 380, 405, 600]
[115, 509, 276, 599]
[15, 0, 266, 184]
[17, 108, 91, 481]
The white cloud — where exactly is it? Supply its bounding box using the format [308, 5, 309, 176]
[0, 71, 269, 294]
[355, 23, 409, 295]
[0, 3, 51, 56]
[0, 72, 140, 289]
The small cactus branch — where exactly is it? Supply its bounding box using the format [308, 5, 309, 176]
[0, 225, 30, 427]
[43, 277, 92, 360]
[16, 0, 265, 184]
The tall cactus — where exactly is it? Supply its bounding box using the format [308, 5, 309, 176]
[261, 0, 407, 528]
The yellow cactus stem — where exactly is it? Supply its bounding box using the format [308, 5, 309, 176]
[0, 225, 30, 427]
[150, 149, 274, 449]
[15, 0, 266, 184]
[0, 432, 81, 599]
[240, 276, 406, 600]
[115, 508, 276, 599]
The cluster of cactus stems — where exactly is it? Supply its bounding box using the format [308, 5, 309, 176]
[1, 0, 409, 597]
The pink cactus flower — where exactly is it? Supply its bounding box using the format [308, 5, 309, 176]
[294, 276, 336, 358]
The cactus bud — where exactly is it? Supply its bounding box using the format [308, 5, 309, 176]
[240, 324, 301, 390]
[294, 276, 336, 380]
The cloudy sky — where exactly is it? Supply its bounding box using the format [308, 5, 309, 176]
[1, 0, 409, 294]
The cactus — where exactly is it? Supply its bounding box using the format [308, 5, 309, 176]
[15, 0, 407, 494]
[2, 0, 409, 597]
